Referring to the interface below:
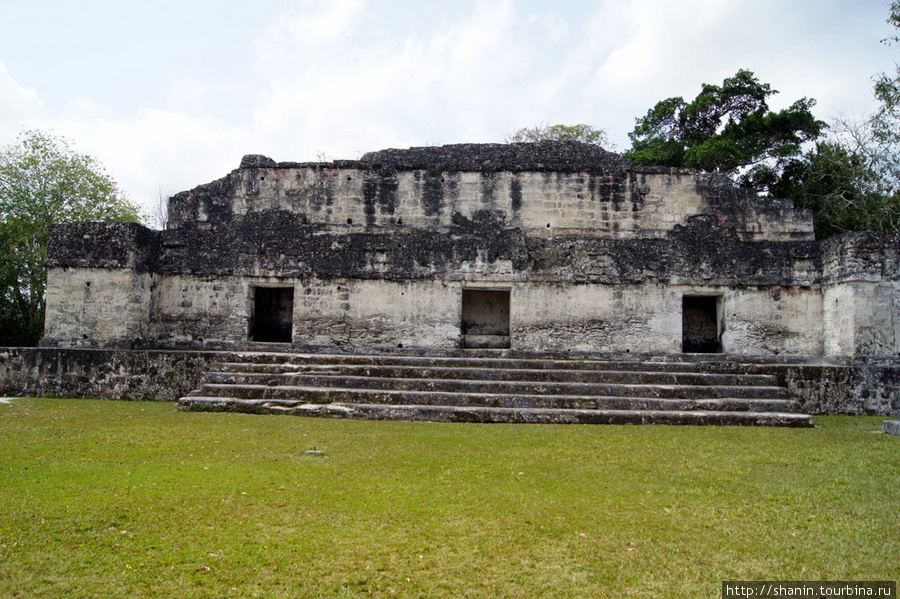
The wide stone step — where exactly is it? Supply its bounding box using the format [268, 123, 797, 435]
[184, 386, 799, 412]
[178, 397, 813, 427]
[195, 377, 790, 400]
[211, 364, 780, 387]
[178, 352, 811, 426]
[221, 352, 755, 373]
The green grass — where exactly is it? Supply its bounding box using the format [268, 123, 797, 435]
[0, 399, 897, 598]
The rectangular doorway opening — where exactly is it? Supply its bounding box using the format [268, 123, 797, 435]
[682, 295, 721, 353]
[251, 286, 294, 343]
[461, 289, 510, 349]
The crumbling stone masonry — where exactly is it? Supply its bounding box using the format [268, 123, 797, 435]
[28, 142, 900, 416]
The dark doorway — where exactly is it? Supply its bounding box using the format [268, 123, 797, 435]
[251, 287, 294, 343]
[682, 295, 720, 353]
[461, 289, 510, 349]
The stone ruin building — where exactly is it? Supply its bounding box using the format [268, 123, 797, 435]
[15, 142, 900, 427]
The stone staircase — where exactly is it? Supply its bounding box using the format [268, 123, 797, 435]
[177, 352, 814, 427]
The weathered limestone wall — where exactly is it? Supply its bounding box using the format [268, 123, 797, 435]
[43, 221, 159, 348]
[169, 152, 814, 241]
[43, 208, 826, 355]
[42, 267, 154, 348]
[0, 348, 218, 401]
[511, 283, 823, 356]
[125, 277, 823, 356]
[821, 284, 898, 357]
[151, 275, 250, 347]
[511, 283, 678, 354]
[291, 280, 818, 355]
[822, 233, 900, 358]
[295, 279, 460, 350]
[38, 227, 829, 356]
[777, 361, 900, 415]
[720, 286, 823, 356]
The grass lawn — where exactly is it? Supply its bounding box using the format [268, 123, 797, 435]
[0, 399, 897, 598]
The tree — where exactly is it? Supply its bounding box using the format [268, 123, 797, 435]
[0, 130, 141, 346]
[769, 136, 900, 239]
[506, 123, 608, 146]
[149, 190, 170, 230]
[772, 2, 900, 239]
[868, 1, 900, 188]
[625, 69, 825, 191]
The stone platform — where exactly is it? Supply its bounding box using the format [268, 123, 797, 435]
[177, 352, 814, 427]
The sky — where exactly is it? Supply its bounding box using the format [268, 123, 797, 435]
[0, 0, 897, 217]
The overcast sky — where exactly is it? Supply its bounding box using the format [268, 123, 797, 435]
[1, 0, 897, 216]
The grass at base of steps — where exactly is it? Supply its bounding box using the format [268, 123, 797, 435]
[0, 399, 896, 598]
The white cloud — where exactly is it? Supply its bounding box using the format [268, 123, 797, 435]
[572, 0, 895, 146]
[1, 0, 896, 212]
[587, 1, 767, 106]
[55, 106, 248, 215]
[254, 0, 368, 78]
[0, 61, 46, 142]
[248, 0, 538, 159]
[0, 65, 248, 216]
[165, 76, 214, 115]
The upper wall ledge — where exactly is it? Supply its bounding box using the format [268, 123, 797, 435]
[238, 141, 695, 175]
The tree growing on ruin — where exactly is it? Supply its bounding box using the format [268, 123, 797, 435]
[0, 130, 141, 346]
[625, 69, 825, 192]
[506, 123, 608, 146]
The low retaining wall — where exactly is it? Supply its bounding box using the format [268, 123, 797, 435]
[773, 363, 900, 416]
[1, 347, 898, 416]
[0, 348, 226, 402]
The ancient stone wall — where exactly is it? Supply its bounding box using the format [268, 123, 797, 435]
[18, 142, 900, 417]
[43, 268, 155, 348]
[42, 225, 827, 354]
[36, 142, 897, 361]
[167, 144, 814, 242]
[821, 233, 900, 358]
[0, 348, 216, 401]
[777, 360, 900, 415]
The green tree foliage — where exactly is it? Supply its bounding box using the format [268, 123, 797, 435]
[770, 138, 900, 239]
[869, 1, 900, 184]
[773, 3, 900, 239]
[625, 69, 825, 189]
[873, 0, 900, 121]
[0, 130, 141, 346]
[506, 123, 608, 146]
